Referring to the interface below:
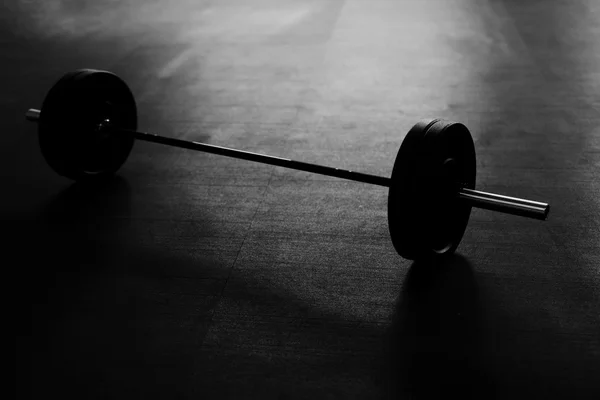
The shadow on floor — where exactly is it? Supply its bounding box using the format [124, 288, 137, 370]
[14, 175, 225, 399]
[383, 254, 497, 399]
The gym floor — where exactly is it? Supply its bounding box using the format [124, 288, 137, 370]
[7, 0, 599, 398]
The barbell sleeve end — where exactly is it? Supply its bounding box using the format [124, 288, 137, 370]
[26, 108, 41, 122]
[458, 188, 550, 221]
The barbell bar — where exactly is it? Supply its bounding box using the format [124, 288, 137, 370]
[25, 69, 550, 259]
[25, 107, 549, 220]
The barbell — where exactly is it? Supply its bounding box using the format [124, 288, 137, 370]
[25, 69, 550, 260]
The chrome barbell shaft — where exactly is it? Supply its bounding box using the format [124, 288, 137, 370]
[458, 188, 549, 220]
[25, 108, 550, 220]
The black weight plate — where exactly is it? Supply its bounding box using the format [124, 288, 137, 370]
[388, 119, 476, 260]
[38, 69, 137, 181]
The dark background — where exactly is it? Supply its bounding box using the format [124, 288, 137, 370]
[7, 0, 599, 398]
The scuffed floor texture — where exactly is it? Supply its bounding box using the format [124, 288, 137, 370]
[6, 0, 600, 398]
